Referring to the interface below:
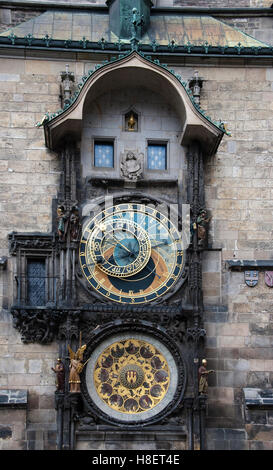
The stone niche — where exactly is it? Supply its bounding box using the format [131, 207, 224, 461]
[81, 85, 185, 200]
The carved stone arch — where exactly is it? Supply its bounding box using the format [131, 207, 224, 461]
[44, 51, 224, 156]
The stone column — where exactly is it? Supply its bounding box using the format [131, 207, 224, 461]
[186, 140, 207, 450]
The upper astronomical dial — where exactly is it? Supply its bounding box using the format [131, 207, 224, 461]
[79, 203, 184, 304]
[89, 218, 151, 278]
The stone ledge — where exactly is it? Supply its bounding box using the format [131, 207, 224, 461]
[243, 388, 273, 408]
[226, 259, 273, 270]
[76, 431, 187, 442]
[0, 389, 27, 408]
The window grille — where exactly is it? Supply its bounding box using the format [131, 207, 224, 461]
[27, 259, 46, 306]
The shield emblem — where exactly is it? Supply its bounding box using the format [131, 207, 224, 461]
[126, 370, 137, 385]
[245, 270, 258, 287]
[265, 271, 273, 287]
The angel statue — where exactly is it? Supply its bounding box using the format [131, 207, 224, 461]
[68, 343, 86, 393]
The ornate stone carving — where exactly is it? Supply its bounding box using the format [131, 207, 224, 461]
[120, 150, 144, 181]
[8, 233, 57, 255]
[11, 308, 64, 344]
[186, 326, 206, 343]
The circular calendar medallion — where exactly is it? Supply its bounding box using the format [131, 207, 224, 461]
[84, 332, 180, 423]
[93, 338, 170, 415]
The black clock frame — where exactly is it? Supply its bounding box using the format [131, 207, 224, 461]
[77, 192, 188, 305]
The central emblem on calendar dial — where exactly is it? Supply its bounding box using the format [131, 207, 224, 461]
[79, 203, 184, 304]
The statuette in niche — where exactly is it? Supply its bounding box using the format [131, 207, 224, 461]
[125, 110, 138, 132]
[120, 150, 143, 181]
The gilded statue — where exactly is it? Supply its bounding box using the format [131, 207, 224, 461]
[127, 113, 137, 131]
[198, 359, 214, 395]
[68, 343, 86, 393]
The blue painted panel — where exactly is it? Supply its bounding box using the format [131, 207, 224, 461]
[147, 144, 167, 170]
[94, 142, 114, 168]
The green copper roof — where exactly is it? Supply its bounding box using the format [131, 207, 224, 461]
[0, 10, 270, 49]
[36, 50, 228, 137]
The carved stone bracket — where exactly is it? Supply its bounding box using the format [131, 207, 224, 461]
[186, 326, 206, 343]
[11, 308, 79, 344]
[10, 304, 195, 345]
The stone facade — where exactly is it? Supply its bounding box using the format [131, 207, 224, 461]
[0, 0, 273, 452]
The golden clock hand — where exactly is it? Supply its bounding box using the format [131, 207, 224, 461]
[105, 235, 132, 254]
[151, 240, 169, 249]
[145, 260, 161, 279]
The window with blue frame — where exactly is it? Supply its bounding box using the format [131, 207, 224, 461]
[94, 141, 114, 168]
[147, 143, 167, 170]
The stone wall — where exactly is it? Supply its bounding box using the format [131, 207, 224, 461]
[0, 56, 70, 450]
[220, 16, 273, 46]
[199, 64, 273, 449]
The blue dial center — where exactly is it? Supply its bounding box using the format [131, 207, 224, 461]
[113, 237, 139, 267]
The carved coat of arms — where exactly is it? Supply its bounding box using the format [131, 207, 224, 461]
[120, 150, 144, 181]
[244, 270, 258, 287]
[126, 370, 138, 386]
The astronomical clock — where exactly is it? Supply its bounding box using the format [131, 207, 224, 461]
[10, 44, 222, 449]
